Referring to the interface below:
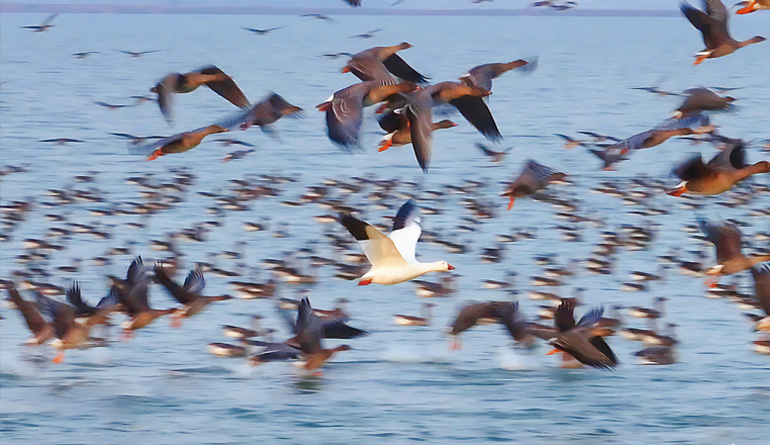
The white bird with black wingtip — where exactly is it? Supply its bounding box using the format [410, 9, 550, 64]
[339, 199, 455, 285]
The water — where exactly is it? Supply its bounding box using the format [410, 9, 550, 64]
[1, 12, 770, 444]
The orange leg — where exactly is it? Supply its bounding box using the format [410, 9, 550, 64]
[146, 149, 163, 161]
[507, 197, 515, 210]
[170, 315, 183, 328]
[693, 54, 709, 66]
[120, 329, 134, 341]
[449, 336, 462, 352]
[705, 276, 720, 288]
[52, 350, 65, 364]
[378, 140, 393, 152]
[666, 185, 688, 197]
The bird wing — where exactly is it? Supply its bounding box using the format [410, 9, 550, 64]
[751, 263, 770, 316]
[294, 297, 323, 354]
[347, 55, 398, 84]
[8, 286, 49, 335]
[577, 306, 604, 327]
[199, 66, 250, 109]
[324, 83, 369, 148]
[699, 219, 743, 263]
[154, 266, 196, 305]
[552, 332, 617, 369]
[554, 298, 577, 332]
[673, 155, 711, 181]
[155, 77, 175, 123]
[500, 301, 531, 342]
[448, 95, 502, 141]
[322, 320, 369, 339]
[37, 293, 72, 339]
[182, 266, 206, 294]
[406, 102, 434, 172]
[65, 282, 96, 316]
[382, 53, 429, 83]
[462, 65, 494, 92]
[42, 13, 59, 26]
[389, 200, 422, 264]
[340, 214, 408, 268]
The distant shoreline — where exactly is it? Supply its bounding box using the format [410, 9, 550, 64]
[0, 3, 681, 17]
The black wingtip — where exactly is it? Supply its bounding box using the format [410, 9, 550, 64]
[340, 213, 369, 241]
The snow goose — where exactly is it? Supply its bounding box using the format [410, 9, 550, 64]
[339, 199, 454, 285]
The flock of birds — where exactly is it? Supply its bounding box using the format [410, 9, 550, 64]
[3, 1, 770, 375]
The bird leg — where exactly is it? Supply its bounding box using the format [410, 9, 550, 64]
[693, 53, 710, 66]
[666, 185, 688, 197]
[357, 279, 372, 286]
[170, 314, 183, 328]
[507, 197, 515, 210]
[120, 329, 134, 341]
[704, 276, 720, 288]
[52, 350, 65, 364]
[449, 336, 462, 352]
[378, 139, 393, 152]
[146, 149, 163, 161]
[736, 1, 756, 14]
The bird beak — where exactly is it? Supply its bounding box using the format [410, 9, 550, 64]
[447, 264, 455, 270]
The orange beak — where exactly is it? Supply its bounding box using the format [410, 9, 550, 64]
[341, 66, 350, 73]
[316, 103, 331, 112]
[447, 264, 455, 270]
[736, 1, 756, 14]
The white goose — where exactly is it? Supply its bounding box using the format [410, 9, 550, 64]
[340, 200, 455, 285]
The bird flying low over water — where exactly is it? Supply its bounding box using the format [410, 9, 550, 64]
[680, 0, 765, 65]
[459, 57, 538, 92]
[339, 200, 454, 285]
[547, 299, 618, 369]
[502, 160, 566, 209]
[151, 66, 250, 124]
[698, 219, 770, 286]
[672, 87, 735, 118]
[376, 110, 457, 153]
[144, 125, 228, 161]
[22, 13, 58, 32]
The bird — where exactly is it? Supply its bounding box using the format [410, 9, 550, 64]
[37, 292, 112, 363]
[109, 133, 165, 145]
[344, 0, 363, 6]
[502, 160, 566, 209]
[351, 28, 384, 39]
[680, 0, 765, 65]
[448, 301, 509, 350]
[377, 110, 457, 153]
[667, 141, 769, 196]
[72, 51, 99, 59]
[301, 13, 336, 22]
[339, 199, 454, 286]
[145, 125, 229, 161]
[317, 81, 418, 149]
[222, 315, 272, 339]
[547, 299, 618, 369]
[234, 93, 302, 131]
[342, 42, 428, 84]
[459, 58, 537, 92]
[555, 134, 584, 149]
[672, 87, 735, 118]
[108, 257, 175, 338]
[475, 142, 512, 163]
[222, 149, 256, 162]
[243, 27, 283, 35]
[287, 297, 354, 372]
[734, 0, 770, 14]
[151, 66, 250, 123]
[38, 138, 84, 145]
[22, 13, 58, 32]
[94, 101, 130, 110]
[118, 50, 160, 57]
[699, 219, 770, 286]
[154, 265, 233, 327]
[401, 81, 500, 171]
[394, 303, 435, 326]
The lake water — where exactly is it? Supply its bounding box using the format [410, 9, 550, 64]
[1, 12, 769, 444]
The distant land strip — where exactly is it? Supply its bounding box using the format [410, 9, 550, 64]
[0, 3, 682, 17]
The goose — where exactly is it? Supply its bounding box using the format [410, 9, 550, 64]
[208, 342, 248, 357]
[547, 299, 618, 369]
[448, 301, 509, 350]
[680, 0, 765, 65]
[394, 303, 435, 326]
[341, 42, 428, 84]
[7, 284, 54, 345]
[37, 293, 113, 363]
[288, 297, 354, 373]
[222, 315, 274, 339]
[145, 125, 229, 161]
[502, 160, 566, 209]
[699, 219, 770, 286]
[635, 346, 677, 365]
[459, 58, 537, 92]
[339, 199, 454, 286]
[628, 297, 667, 319]
[671, 87, 735, 118]
[154, 265, 233, 327]
[22, 13, 57, 32]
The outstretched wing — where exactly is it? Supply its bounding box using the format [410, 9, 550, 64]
[383, 53, 429, 83]
[199, 66, 250, 109]
[389, 200, 422, 264]
[340, 214, 408, 268]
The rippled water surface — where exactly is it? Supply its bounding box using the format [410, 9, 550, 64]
[1, 12, 770, 444]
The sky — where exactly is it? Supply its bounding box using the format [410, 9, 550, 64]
[2, 0, 686, 10]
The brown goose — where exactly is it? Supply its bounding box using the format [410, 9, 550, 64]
[108, 257, 175, 338]
[317, 81, 418, 148]
[680, 0, 765, 65]
[342, 43, 428, 84]
[37, 293, 112, 363]
[459, 58, 537, 91]
[151, 65, 250, 123]
[667, 141, 769, 196]
[377, 110, 456, 152]
[7, 284, 54, 345]
[404, 81, 499, 171]
[547, 299, 618, 369]
[154, 265, 233, 327]
[502, 160, 566, 209]
[146, 125, 228, 161]
[699, 219, 770, 286]
[672, 87, 735, 118]
[291, 297, 354, 373]
[735, 0, 770, 13]
[448, 301, 509, 350]
[237, 93, 302, 131]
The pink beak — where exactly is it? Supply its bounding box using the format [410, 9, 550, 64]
[447, 264, 455, 270]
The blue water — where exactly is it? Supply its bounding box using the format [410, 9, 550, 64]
[1, 12, 769, 444]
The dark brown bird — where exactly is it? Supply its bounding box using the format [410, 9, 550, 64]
[154, 265, 233, 327]
[342, 42, 428, 84]
[37, 293, 112, 363]
[448, 301, 509, 350]
[476, 142, 513, 163]
[377, 110, 457, 152]
[237, 93, 302, 130]
[672, 87, 736, 118]
[680, 0, 765, 65]
[108, 257, 175, 338]
[502, 160, 566, 209]
[7, 284, 54, 345]
[146, 125, 228, 161]
[290, 297, 354, 372]
[547, 299, 618, 369]
[151, 66, 250, 123]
